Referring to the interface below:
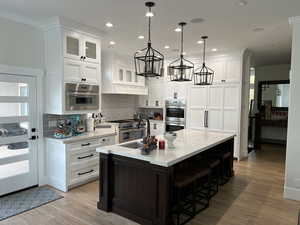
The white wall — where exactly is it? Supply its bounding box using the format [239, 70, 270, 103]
[101, 94, 137, 121]
[0, 17, 44, 69]
[284, 17, 300, 201]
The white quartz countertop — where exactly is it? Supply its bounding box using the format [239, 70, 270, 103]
[96, 129, 235, 167]
[45, 126, 117, 144]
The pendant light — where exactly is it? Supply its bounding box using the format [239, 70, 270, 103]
[134, 2, 164, 78]
[168, 22, 194, 82]
[194, 36, 214, 85]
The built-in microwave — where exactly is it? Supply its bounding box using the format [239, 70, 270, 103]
[65, 83, 99, 111]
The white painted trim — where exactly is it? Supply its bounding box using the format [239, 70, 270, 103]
[284, 186, 300, 201]
[0, 11, 42, 28]
[0, 116, 28, 124]
[289, 16, 300, 25]
[0, 64, 43, 77]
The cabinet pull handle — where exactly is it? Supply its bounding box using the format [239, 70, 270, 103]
[81, 78, 87, 82]
[78, 154, 94, 160]
[206, 111, 209, 128]
[154, 124, 157, 129]
[146, 100, 149, 106]
[156, 100, 159, 106]
[81, 143, 91, 147]
[221, 80, 226, 82]
[78, 169, 94, 176]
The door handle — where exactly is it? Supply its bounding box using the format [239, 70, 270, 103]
[206, 111, 209, 128]
[81, 143, 91, 147]
[78, 154, 94, 160]
[78, 169, 94, 176]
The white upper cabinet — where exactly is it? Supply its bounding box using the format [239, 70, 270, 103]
[64, 58, 82, 83]
[64, 31, 100, 64]
[82, 62, 100, 84]
[83, 36, 100, 63]
[207, 55, 241, 84]
[64, 31, 82, 61]
[43, 17, 102, 114]
[101, 51, 148, 95]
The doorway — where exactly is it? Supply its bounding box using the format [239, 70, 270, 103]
[0, 74, 38, 196]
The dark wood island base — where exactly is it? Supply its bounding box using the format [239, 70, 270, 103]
[98, 138, 234, 225]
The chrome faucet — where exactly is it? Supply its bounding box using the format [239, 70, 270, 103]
[137, 113, 151, 137]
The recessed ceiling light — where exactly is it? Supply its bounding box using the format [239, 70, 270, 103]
[190, 18, 205, 24]
[164, 45, 170, 49]
[197, 40, 204, 44]
[109, 41, 116, 45]
[238, 0, 248, 6]
[253, 27, 264, 32]
[212, 48, 218, 52]
[146, 12, 154, 17]
[174, 27, 182, 32]
[138, 35, 145, 39]
[105, 22, 113, 28]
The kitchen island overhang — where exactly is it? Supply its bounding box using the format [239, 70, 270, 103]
[96, 129, 235, 225]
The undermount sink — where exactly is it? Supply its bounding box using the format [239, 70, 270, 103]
[119, 141, 143, 149]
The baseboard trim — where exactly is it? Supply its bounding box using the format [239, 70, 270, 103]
[284, 186, 300, 201]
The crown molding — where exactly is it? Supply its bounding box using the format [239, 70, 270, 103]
[0, 11, 42, 28]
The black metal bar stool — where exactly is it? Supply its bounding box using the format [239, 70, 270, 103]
[173, 164, 212, 225]
[210, 151, 232, 185]
[204, 158, 221, 198]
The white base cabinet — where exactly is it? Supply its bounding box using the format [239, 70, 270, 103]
[46, 135, 115, 192]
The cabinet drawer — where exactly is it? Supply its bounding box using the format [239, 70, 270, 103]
[68, 139, 100, 151]
[70, 148, 98, 166]
[69, 164, 99, 185]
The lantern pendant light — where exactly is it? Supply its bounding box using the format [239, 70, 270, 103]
[134, 2, 164, 78]
[194, 36, 214, 85]
[168, 22, 194, 82]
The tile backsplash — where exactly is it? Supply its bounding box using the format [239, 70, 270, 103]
[101, 94, 137, 121]
[43, 114, 87, 137]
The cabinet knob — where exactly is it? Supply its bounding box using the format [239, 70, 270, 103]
[83, 56, 86, 60]
[80, 56, 84, 60]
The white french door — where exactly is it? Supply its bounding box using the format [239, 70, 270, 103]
[0, 74, 38, 196]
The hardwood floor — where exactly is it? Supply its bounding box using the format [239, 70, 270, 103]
[1, 144, 300, 225]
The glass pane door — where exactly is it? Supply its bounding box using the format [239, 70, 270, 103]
[64, 31, 82, 60]
[84, 37, 99, 63]
[0, 75, 37, 196]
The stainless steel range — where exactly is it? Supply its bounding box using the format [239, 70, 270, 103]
[108, 119, 146, 143]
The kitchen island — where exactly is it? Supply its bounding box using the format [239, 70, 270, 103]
[96, 129, 235, 225]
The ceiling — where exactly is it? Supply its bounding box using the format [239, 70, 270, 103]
[0, 0, 299, 66]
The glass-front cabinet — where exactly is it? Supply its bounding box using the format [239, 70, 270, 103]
[64, 31, 82, 60]
[64, 30, 100, 64]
